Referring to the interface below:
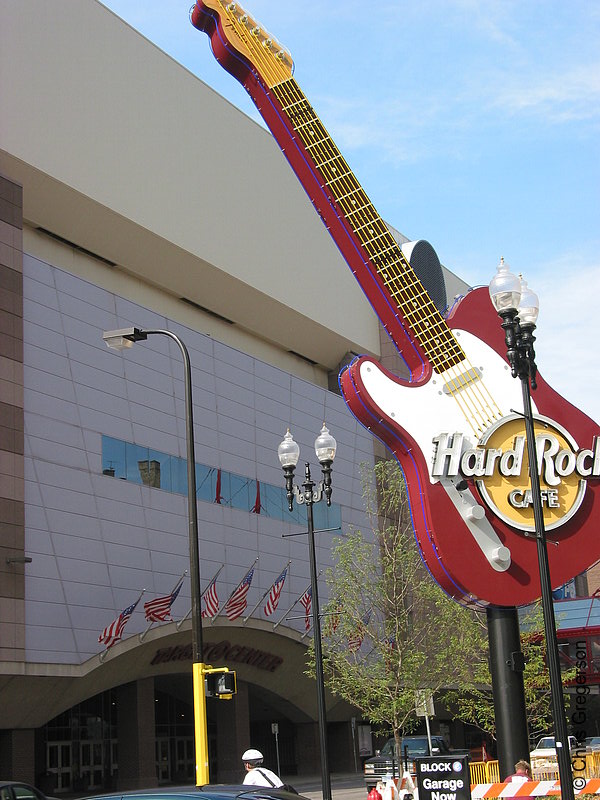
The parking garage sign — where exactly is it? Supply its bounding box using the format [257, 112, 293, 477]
[415, 755, 471, 800]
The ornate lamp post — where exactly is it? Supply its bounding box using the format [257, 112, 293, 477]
[103, 326, 209, 785]
[489, 261, 574, 800]
[278, 424, 337, 800]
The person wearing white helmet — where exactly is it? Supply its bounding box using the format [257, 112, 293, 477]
[241, 748, 283, 787]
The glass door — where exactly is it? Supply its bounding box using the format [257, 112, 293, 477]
[80, 741, 105, 790]
[47, 742, 72, 793]
[156, 738, 171, 784]
[175, 737, 194, 783]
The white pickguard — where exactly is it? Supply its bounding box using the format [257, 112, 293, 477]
[359, 328, 539, 573]
[359, 328, 538, 478]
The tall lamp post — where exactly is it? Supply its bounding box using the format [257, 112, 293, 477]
[488, 261, 574, 800]
[278, 425, 337, 800]
[103, 326, 209, 786]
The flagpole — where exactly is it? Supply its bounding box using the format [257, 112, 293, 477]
[139, 571, 187, 641]
[201, 564, 224, 596]
[272, 573, 321, 630]
[177, 564, 224, 629]
[242, 560, 291, 623]
[210, 558, 258, 625]
[301, 616, 313, 640]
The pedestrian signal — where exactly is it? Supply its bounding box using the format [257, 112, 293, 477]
[205, 669, 237, 699]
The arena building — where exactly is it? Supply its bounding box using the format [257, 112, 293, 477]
[0, 0, 472, 790]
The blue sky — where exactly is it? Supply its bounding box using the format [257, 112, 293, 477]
[100, 0, 599, 422]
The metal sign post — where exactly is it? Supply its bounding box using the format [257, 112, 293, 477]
[416, 690, 435, 755]
[272, 722, 281, 777]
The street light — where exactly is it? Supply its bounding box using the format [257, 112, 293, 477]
[278, 424, 336, 800]
[489, 260, 574, 800]
[103, 326, 209, 786]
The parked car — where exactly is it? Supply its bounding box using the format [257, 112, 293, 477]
[529, 735, 578, 772]
[86, 787, 304, 800]
[363, 735, 453, 790]
[586, 737, 600, 751]
[0, 782, 54, 800]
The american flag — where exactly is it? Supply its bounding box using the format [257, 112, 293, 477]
[299, 587, 312, 631]
[325, 601, 342, 635]
[250, 480, 262, 514]
[98, 596, 141, 649]
[348, 610, 371, 652]
[201, 576, 219, 619]
[263, 567, 288, 617]
[225, 567, 255, 621]
[143, 578, 184, 623]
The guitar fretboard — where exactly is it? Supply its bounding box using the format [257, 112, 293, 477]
[271, 78, 465, 374]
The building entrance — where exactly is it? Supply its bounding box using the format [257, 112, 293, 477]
[38, 675, 305, 790]
[46, 742, 72, 794]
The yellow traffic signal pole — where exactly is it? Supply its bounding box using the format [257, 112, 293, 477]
[193, 663, 210, 785]
[193, 665, 237, 783]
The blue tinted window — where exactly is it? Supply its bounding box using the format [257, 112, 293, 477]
[195, 464, 213, 502]
[101, 435, 341, 529]
[172, 455, 188, 495]
[126, 442, 149, 484]
[261, 483, 283, 519]
[230, 474, 250, 511]
[102, 436, 126, 479]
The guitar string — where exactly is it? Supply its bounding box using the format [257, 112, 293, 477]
[214, 11, 501, 433]
[218, 3, 502, 435]
[275, 87, 504, 438]
[230, 15, 501, 434]
[271, 81, 455, 361]
[270, 80, 502, 435]
[280, 83, 504, 436]
[272, 84, 454, 362]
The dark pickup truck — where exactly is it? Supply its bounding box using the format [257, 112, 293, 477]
[364, 735, 457, 790]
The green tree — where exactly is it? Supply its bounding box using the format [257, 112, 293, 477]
[313, 459, 488, 753]
[448, 602, 575, 742]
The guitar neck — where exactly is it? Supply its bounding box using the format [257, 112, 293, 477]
[270, 77, 464, 374]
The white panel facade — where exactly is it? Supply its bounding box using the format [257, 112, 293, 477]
[23, 252, 375, 664]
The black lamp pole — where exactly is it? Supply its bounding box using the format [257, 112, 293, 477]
[490, 264, 574, 800]
[103, 326, 209, 784]
[279, 427, 336, 800]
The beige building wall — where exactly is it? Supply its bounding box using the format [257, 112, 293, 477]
[0, 0, 381, 377]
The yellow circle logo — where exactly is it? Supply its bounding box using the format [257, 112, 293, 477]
[474, 414, 586, 532]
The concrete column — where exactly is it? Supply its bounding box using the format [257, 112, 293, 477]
[0, 174, 25, 664]
[215, 680, 250, 782]
[116, 678, 157, 789]
[295, 722, 320, 776]
[0, 729, 35, 784]
[328, 721, 356, 774]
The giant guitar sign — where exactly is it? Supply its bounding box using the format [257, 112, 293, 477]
[190, 1, 600, 607]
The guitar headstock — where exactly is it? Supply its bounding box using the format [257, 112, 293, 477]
[191, 1, 294, 87]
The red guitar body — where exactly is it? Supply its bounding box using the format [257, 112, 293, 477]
[191, 1, 600, 607]
[340, 289, 600, 607]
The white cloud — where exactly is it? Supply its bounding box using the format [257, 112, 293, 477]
[488, 64, 600, 123]
[525, 253, 600, 424]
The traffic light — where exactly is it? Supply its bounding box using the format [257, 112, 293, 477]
[205, 669, 237, 699]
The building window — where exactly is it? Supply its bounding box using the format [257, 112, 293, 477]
[101, 435, 341, 530]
